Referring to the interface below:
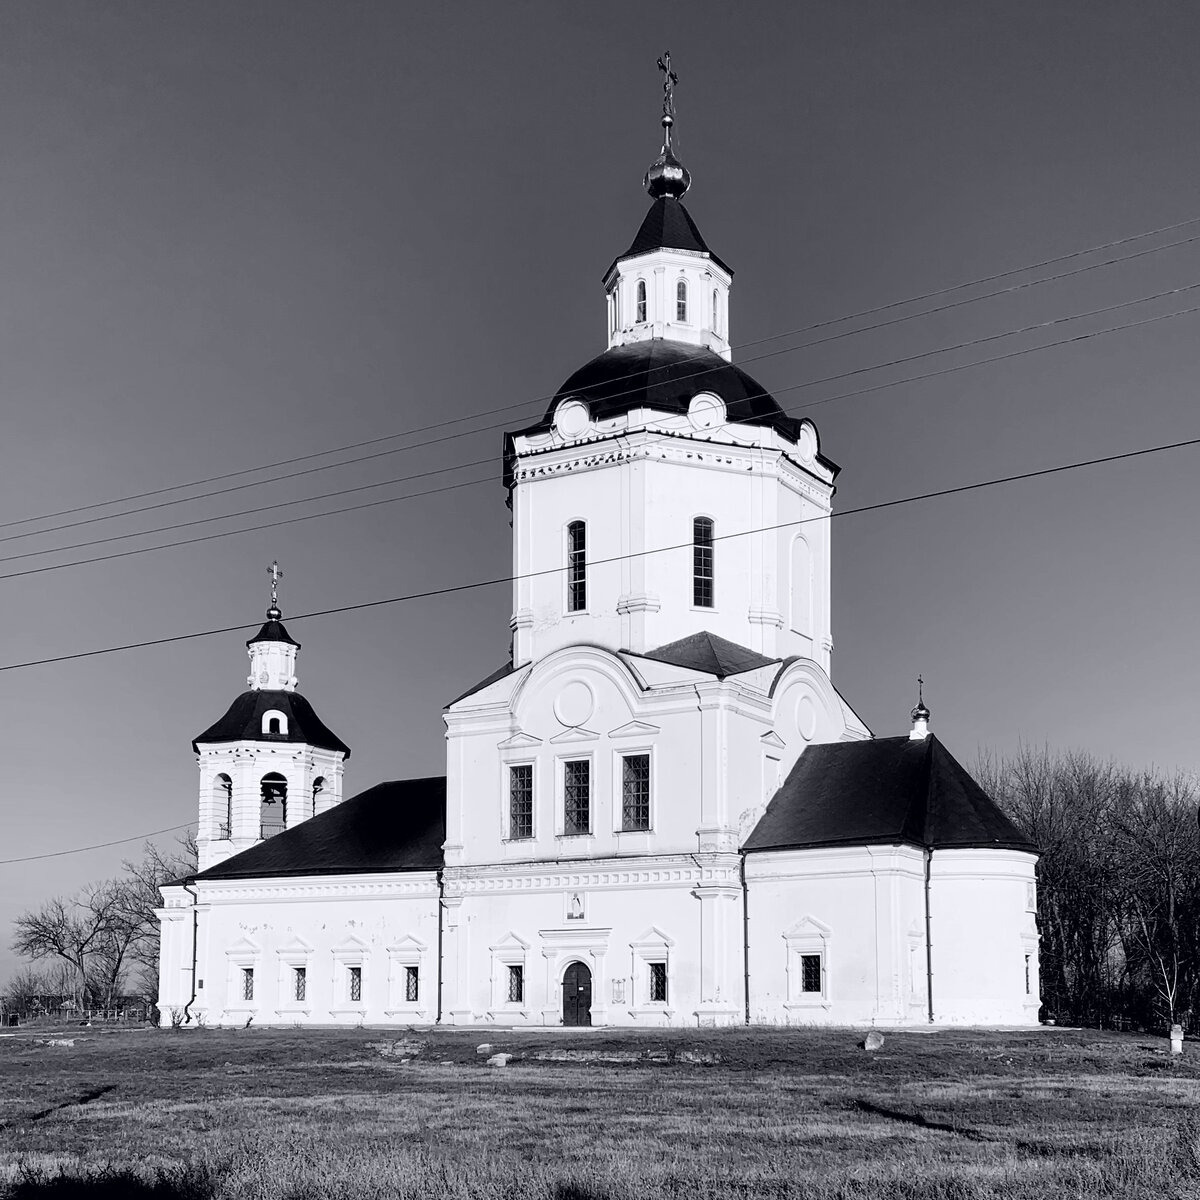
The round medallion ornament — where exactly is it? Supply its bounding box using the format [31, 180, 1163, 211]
[554, 399, 591, 440]
[797, 694, 818, 742]
[796, 423, 817, 465]
[688, 392, 726, 431]
[258, 670, 270, 686]
[553, 680, 595, 728]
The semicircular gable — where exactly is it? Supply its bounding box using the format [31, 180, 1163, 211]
[512, 644, 645, 740]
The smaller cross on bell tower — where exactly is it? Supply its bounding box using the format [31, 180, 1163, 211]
[910, 676, 932, 741]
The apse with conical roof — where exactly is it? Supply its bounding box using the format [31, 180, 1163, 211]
[503, 56, 839, 672]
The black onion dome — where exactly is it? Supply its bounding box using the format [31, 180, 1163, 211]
[193, 690, 350, 757]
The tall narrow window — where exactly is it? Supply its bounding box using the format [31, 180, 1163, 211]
[259, 773, 287, 839]
[801, 954, 822, 993]
[507, 964, 524, 1003]
[676, 279, 688, 322]
[712, 288, 720, 335]
[312, 777, 326, 809]
[241, 967, 255, 1001]
[215, 774, 233, 840]
[566, 521, 587, 612]
[1024, 955, 1032, 996]
[563, 759, 591, 835]
[405, 966, 420, 1003]
[636, 279, 647, 323]
[348, 966, 362, 1003]
[649, 961, 668, 1003]
[693, 517, 714, 608]
[509, 764, 534, 840]
[621, 754, 651, 832]
[293, 966, 306, 1002]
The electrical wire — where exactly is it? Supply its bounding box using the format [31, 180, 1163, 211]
[0, 823, 196, 866]
[2, 431, 1195, 675]
[5, 212, 1200, 538]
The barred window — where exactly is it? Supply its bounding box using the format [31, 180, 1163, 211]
[621, 754, 650, 831]
[636, 279, 647, 323]
[649, 961, 667, 1003]
[567, 521, 587, 612]
[509, 764, 533, 840]
[676, 279, 688, 322]
[293, 966, 306, 1002]
[349, 966, 362, 1003]
[405, 965, 419, 1003]
[693, 516, 714, 608]
[563, 760, 590, 835]
[1024, 955, 1031, 996]
[507, 964, 524, 1004]
[241, 967, 254, 1001]
[801, 954, 822, 994]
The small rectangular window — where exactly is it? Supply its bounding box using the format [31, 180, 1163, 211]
[649, 961, 667, 1003]
[293, 966, 306, 1002]
[405, 965, 419, 1003]
[693, 517, 714, 608]
[507, 964, 524, 1004]
[1024, 955, 1031, 996]
[563, 760, 590, 835]
[241, 967, 254, 1002]
[567, 521, 587, 612]
[621, 754, 651, 831]
[801, 953, 822, 994]
[509, 764, 534, 840]
[349, 965, 362, 1003]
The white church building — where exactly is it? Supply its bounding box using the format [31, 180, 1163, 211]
[157, 76, 1040, 1029]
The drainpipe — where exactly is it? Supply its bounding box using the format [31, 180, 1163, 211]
[182, 881, 199, 1025]
[740, 853, 751, 1026]
[923, 849, 934, 1024]
[435, 869, 445, 1025]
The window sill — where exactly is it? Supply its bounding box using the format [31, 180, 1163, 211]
[275, 1007, 311, 1018]
[783, 998, 832, 1011]
[628, 1005, 675, 1022]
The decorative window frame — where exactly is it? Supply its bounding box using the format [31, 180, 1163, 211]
[488, 932, 531, 1020]
[505, 760, 536, 842]
[262, 709, 288, 737]
[635, 277, 648, 324]
[385, 934, 429, 1019]
[675, 276, 689, 324]
[224, 937, 261, 1016]
[275, 936, 313, 1017]
[691, 513, 716, 611]
[1020, 930, 1039, 1010]
[564, 518, 588, 614]
[331, 936, 369, 1016]
[556, 753, 595, 840]
[612, 745, 654, 843]
[628, 926, 675, 1021]
[906, 920, 927, 1012]
[783, 915, 833, 1013]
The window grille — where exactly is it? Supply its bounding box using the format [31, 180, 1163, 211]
[693, 517, 714, 608]
[649, 961, 667, 1003]
[1024, 955, 1031, 996]
[293, 967, 306, 1002]
[509, 764, 534, 840]
[567, 521, 587, 612]
[405, 966, 419, 1003]
[801, 954, 822, 994]
[636, 280, 647, 323]
[676, 279, 687, 322]
[507, 964, 524, 1004]
[563, 760, 590, 835]
[621, 754, 651, 831]
[241, 967, 254, 1001]
[349, 966, 362, 1003]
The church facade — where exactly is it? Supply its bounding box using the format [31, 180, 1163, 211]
[157, 88, 1040, 1029]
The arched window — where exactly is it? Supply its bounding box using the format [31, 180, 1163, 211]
[313, 776, 326, 808]
[693, 517, 714, 608]
[676, 279, 688, 323]
[636, 280, 647, 324]
[712, 289, 720, 336]
[214, 774, 233, 839]
[566, 520, 587, 612]
[262, 709, 287, 737]
[260, 773, 288, 839]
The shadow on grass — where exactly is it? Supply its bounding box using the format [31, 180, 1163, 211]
[2, 1166, 213, 1200]
[853, 1099, 993, 1142]
[28, 1085, 118, 1124]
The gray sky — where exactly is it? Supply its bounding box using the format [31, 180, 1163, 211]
[2, 0, 1199, 986]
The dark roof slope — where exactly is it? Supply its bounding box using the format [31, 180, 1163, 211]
[445, 661, 516, 708]
[247, 617, 299, 647]
[608, 197, 731, 276]
[743, 735, 1036, 854]
[194, 776, 445, 880]
[634, 631, 778, 679]
[193, 690, 351, 757]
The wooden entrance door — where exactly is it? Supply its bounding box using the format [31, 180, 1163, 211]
[562, 961, 592, 1027]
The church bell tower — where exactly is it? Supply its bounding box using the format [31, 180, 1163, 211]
[192, 564, 350, 873]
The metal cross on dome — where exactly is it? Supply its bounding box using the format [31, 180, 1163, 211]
[657, 52, 677, 121]
[267, 560, 283, 608]
[917, 674, 924, 706]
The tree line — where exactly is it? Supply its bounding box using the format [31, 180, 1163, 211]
[978, 746, 1200, 1031]
[2, 834, 195, 1020]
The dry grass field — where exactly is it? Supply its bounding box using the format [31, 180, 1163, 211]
[1, 1023, 1198, 1199]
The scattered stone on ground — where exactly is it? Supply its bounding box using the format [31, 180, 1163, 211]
[534, 1050, 641, 1064]
[43, 1039, 75, 1047]
[864, 1032, 885, 1052]
[487, 1053, 512, 1067]
[367, 1039, 424, 1059]
[475, 1043, 493, 1055]
[676, 1049, 721, 1064]
[646, 1049, 670, 1062]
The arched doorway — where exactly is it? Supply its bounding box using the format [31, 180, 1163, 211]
[562, 961, 592, 1027]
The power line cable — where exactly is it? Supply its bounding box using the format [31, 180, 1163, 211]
[6, 214, 1200, 538]
[0, 823, 196, 866]
[6, 281, 1197, 578]
[2, 431, 1195, 674]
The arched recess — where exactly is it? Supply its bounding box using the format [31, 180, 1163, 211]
[512, 644, 646, 735]
[259, 772, 288, 839]
[213, 773, 233, 839]
[262, 709, 288, 737]
[790, 535, 813, 638]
